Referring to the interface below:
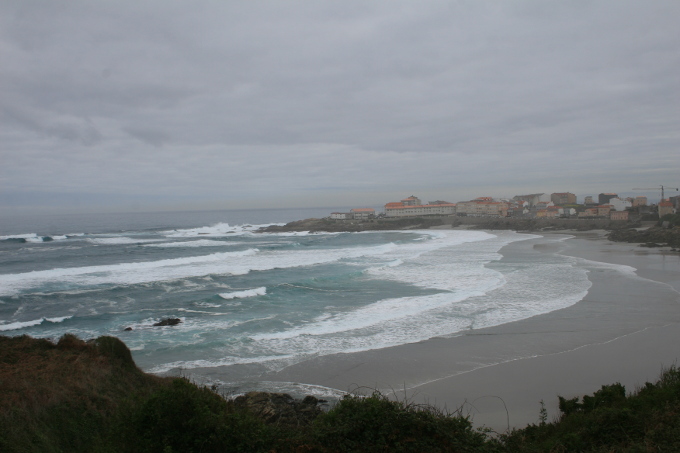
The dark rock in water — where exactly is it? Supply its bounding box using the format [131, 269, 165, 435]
[123, 327, 133, 331]
[152, 318, 181, 327]
[233, 392, 324, 426]
[42, 236, 54, 242]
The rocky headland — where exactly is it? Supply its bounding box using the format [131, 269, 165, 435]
[259, 216, 446, 233]
[607, 226, 680, 249]
[260, 216, 680, 251]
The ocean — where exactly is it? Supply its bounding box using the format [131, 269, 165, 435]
[0, 208, 593, 398]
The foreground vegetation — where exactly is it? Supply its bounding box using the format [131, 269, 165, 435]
[3, 334, 680, 452]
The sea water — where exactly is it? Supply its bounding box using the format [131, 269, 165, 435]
[0, 208, 592, 395]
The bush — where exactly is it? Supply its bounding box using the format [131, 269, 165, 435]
[125, 378, 273, 453]
[659, 213, 680, 227]
[500, 367, 680, 452]
[312, 391, 490, 452]
[93, 336, 137, 370]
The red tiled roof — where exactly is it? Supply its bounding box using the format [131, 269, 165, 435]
[385, 204, 456, 210]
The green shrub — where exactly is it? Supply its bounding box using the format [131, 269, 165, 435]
[93, 336, 137, 370]
[312, 392, 489, 452]
[659, 213, 680, 227]
[500, 367, 680, 452]
[125, 378, 273, 453]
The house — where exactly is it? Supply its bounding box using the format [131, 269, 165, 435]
[610, 211, 629, 221]
[608, 197, 632, 211]
[384, 197, 456, 217]
[598, 193, 618, 205]
[659, 200, 675, 217]
[456, 199, 508, 217]
[597, 205, 612, 216]
[536, 209, 558, 219]
[578, 208, 599, 218]
[551, 192, 576, 205]
[330, 212, 350, 220]
[513, 193, 549, 207]
[350, 208, 376, 220]
[401, 196, 422, 206]
[534, 201, 555, 210]
[632, 196, 647, 207]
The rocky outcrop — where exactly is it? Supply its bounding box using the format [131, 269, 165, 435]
[607, 227, 680, 248]
[233, 392, 324, 426]
[259, 217, 445, 233]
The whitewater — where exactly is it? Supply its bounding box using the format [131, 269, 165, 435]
[0, 208, 596, 393]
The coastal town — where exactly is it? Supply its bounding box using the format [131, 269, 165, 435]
[330, 191, 679, 222]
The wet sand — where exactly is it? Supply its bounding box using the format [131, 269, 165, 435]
[257, 230, 680, 432]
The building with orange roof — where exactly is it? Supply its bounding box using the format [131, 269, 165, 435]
[456, 200, 508, 217]
[384, 196, 456, 217]
[659, 200, 675, 217]
[596, 205, 612, 216]
[400, 196, 422, 206]
[610, 211, 629, 221]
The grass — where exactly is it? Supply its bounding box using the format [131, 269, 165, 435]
[3, 334, 680, 452]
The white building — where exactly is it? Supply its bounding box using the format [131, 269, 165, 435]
[350, 208, 376, 219]
[607, 197, 632, 211]
[384, 196, 456, 217]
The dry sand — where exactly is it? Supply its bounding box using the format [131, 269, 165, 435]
[259, 230, 680, 432]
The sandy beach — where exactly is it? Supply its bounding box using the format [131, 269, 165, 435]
[255, 230, 680, 432]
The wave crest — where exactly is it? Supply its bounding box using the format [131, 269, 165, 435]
[219, 287, 267, 300]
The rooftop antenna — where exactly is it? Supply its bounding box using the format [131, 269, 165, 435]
[632, 185, 679, 202]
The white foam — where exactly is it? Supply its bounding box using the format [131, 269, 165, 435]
[260, 231, 340, 237]
[215, 232, 591, 369]
[45, 315, 73, 323]
[0, 318, 45, 331]
[118, 231, 611, 375]
[0, 239, 410, 296]
[219, 287, 267, 300]
[162, 222, 272, 238]
[177, 308, 232, 315]
[1, 233, 40, 241]
[148, 353, 296, 374]
[0, 233, 79, 242]
[194, 302, 222, 308]
[143, 239, 241, 248]
[86, 237, 164, 245]
[252, 291, 482, 341]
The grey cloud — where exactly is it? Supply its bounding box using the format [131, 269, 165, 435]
[1, 1, 679, 213]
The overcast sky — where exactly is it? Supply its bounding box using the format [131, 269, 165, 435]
[1, 1, 679, 215]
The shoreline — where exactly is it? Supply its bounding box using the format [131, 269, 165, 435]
[219, 228, 680, 432]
